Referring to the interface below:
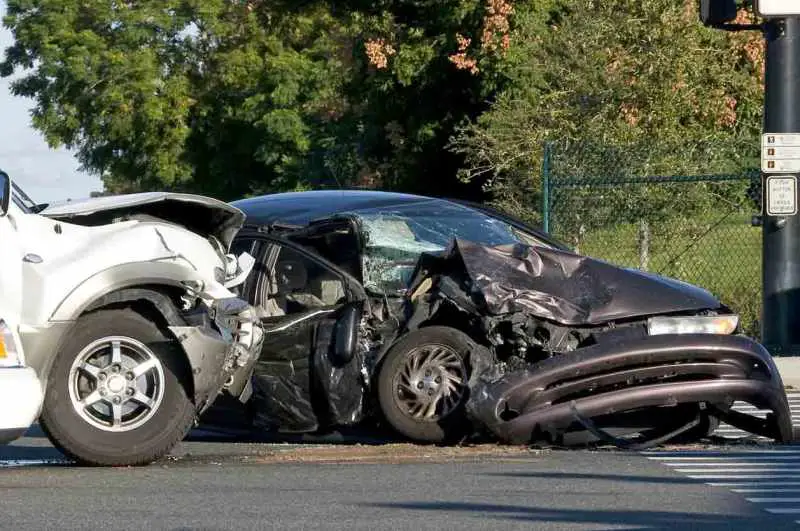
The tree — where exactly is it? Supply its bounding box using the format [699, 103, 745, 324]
[1, 0, 513, 200]
[1, 1, 351, 198]
[450, 0, 764, 223]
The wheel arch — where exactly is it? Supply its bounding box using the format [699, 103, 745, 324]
[33, 284, 197, 398]
[34, 261, 214, 398]
[80, 286, 196, 399]
[49, 261, 201, 323]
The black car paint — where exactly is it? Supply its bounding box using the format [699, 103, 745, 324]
[233, 189, 564, 248]
[230, 227, 373, 432]
[413, 238, 723, 326]
[228, 190, 791, 446]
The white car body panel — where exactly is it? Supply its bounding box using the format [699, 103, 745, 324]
[0, 204, 43, 444]
[2, 181, 262, 415]
[13, 212, 224, 325]
[0, 366, 43, 443]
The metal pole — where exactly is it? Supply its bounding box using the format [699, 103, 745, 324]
[762, 17, 800, 356]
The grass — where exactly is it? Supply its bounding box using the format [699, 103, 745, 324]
[555, 212, 762, 338]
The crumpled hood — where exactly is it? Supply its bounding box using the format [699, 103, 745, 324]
[418, 239, 722, 325]
[41, 192, 246, 249]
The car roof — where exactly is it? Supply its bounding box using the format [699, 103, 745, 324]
[231, 189, 566, 249]
[231, 189, 450, 226]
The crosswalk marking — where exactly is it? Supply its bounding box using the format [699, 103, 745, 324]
[708, 391, 800, 438]
[675, 468, 800, 476]
[655, 458, 800, 466]
[687, 474, 800, 479]
[645, 390, 800, 526]
[733, 489, 800, 493]
[710, 482, 800, 487]
[663, 461, 800, 466]
[645, 443, 800, 524]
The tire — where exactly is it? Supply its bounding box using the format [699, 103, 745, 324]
[377, 326, 485, 443]
[40, 308, 195, 466]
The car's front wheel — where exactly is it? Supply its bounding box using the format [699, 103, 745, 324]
[40, 308, 195, 466]
[377, 326, 483, 443]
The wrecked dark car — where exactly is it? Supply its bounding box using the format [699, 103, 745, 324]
[217, 190, 792, 448]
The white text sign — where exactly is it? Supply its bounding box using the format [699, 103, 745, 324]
[767, 175, 798, 216]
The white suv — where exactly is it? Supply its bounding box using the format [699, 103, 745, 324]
[0, 171, 262, 466]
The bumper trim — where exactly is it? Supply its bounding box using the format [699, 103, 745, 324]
[0, 367, 43, 442]
[468, 333, 793, 445]
[169, 325, 233, 412]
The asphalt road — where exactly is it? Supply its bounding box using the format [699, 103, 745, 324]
[2, 428, 800, 530]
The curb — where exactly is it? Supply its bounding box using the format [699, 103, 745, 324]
[774, 357, 800, 390]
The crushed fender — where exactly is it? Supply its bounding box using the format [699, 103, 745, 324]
[408, 240, 793, 447]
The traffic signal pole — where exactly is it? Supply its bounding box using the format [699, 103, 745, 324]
[761, 17, 800, 356]
[700, 2, 800, 356]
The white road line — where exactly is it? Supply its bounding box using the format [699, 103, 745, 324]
[687, 474, 800, 479]
[646, 444, 800, 525]
[707, 394, 800, 439]
[709, 482, 800, 487]
[642, 449, 800, 456]
[662, 462, 800, 466]
[648, 456, 800, 461]
[676, 468, 800, 473]
[732, 489, 800, 493]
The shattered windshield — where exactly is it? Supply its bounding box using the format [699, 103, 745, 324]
[350, 200, 525, 295]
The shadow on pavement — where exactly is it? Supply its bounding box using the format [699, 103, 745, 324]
[185, 426, 404, 445]
[360, 502, 767, 530]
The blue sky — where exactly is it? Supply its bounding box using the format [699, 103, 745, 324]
[0, 0, 103, 202]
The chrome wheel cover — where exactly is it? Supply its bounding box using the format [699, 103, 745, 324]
[67, 336, 165, 433]
[392, 344, 467, 422]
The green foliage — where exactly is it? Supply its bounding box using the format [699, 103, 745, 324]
[578, 211, 762, 338]
[451, 0, 764, 219]
[2, 0, 510, 199]
[1, 0, 768, 330]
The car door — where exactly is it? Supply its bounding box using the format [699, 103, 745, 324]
[0, 172, 23, 323]
[229, 232, 368, 433]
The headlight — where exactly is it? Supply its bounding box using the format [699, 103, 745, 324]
[0, 320, 22, 367]
[647, 314, 739, 336]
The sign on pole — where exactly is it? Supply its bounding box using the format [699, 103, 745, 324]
[757, 0, 800, 17]
[762, 133, 800, 173]
[766, 175, 798, 216]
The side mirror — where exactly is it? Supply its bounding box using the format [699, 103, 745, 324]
[331, 303, 360, 366]
[699, 0, 738, 26]
[0, 172, 10, 217]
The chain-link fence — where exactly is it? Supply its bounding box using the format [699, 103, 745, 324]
[541, 140, 762, 338]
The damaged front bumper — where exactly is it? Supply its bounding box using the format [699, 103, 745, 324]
[467, 333, 793, 446]
[170, 294, 264, 415]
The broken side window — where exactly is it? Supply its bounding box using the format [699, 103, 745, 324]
[231, 237, 347, 317]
